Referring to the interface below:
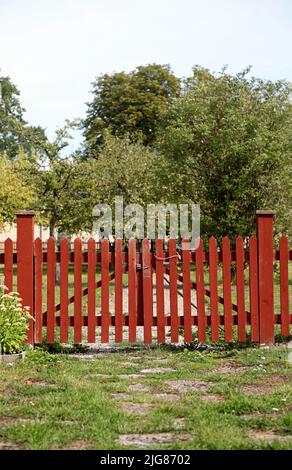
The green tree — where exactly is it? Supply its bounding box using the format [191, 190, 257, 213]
[90, 132, 165, 209]
[83, 64, 180, 153]
[157, 67, 292, 239]
[0, 73, 45, 160]
[22, 122, 97, 236]
[0, 152, 35, 228]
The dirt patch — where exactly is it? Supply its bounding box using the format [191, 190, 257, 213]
[111, 393, 133, 400]
[166, 380, 210, 394]
[64, 439, 92, 450]
[242, 376, 290, 396]
[141, 367, 176, 374]
[120, 403, 155, 414]
[117, 432, 190, 448]
[128, 383, 150, 392]
[153, 393, 180, 401]
[0, 440, 22, 450]
[250, 430, 292, 444]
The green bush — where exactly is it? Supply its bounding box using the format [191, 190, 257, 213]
[0, 285, 32, 354]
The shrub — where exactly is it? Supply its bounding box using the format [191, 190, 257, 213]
[0, 285, 32, 354]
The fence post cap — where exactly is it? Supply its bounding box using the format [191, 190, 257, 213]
[256, 210, 275, 217]
[16, 210, 35, 217]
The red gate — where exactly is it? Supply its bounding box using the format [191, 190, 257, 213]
[0, 210, 291, 346]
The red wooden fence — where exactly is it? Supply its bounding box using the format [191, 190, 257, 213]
[0, 211, 291, 346]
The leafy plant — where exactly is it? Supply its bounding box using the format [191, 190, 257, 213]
[0, 285, 32, 354]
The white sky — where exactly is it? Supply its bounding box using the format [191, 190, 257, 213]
[1, 0, 292, 148]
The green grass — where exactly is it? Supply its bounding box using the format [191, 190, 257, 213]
[1, 345, 292, 450]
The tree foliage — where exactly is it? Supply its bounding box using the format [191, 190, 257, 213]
[157, 67, 292, 239]
[83, 64, 180, 153]
[0, 152, 35, 228]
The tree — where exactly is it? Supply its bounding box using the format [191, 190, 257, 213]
[22, 122, 97, 236]
[83, 64, 180, 153]
[0, 152, 35, 228]
[89, 132, 165, 208]
[0, 73, 45, 160]
[157, 67, 292, 240]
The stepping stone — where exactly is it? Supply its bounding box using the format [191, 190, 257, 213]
[140, 367, 176, 374]
[117, 432, 190, 448]
[120, 403, 155, 414]
[128, 383, 150, 392]
[153, 393, 180, 401]
[0, 440, 22, 450]
[250, 431, 292, 444]
[118, 374, 145, 379]
[199, 393, 223, 403]
[166, 380, 210, 393]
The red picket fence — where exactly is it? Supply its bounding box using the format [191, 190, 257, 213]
[0, 210, 291, 345]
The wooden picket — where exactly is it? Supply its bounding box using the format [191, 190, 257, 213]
[236, 236, 246, 342]
[182, 239, 192, 343]
[0, 210, 291, 346]
[155, 238, 165, 343]
[280, 235, 289, 337]
[60, 237, 69, 343]
[209, 237, 219, 342]
[47, 237, 56, 343]
[128, 239, 137, 342]
[169, 238, 179, 343]
[34, 237, 43, 343]
[195, 238, 206, 342]
[114, 238, 123, 342]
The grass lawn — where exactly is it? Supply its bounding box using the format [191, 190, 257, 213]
[1, 344, 292, 450]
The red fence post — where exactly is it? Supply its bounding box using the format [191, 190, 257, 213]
[16, 210, 35, 345]
[256, 210, 275, 345]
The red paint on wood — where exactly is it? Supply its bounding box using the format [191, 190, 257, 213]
[142, 238, 153, 343]
[136, 253, 144, 326]
[87, 238, 96, 343]
[280, 235, 289, 336]
[257, 212, 275, 344]
[60, 238, 69, 343]
[169, 238, 179, 343]
[209, 237, 219, 341]
[47, 237, 56, 343]
[16, 212, 35, 344]
[249, 236, 259, 342]
[115, 239, 123, 342]
[128, 239, 137, 342]
[155, 239, 165, 343]
[236, 236, 246, 342]
[101, 239, 110, 343]
[34, 238, 43, 344]
[4, 238, 13, 292]
[74, 238, 82, 343]
[222, 236, 232, 342]
[182, 239, 192, 343]
[195, 238, 206, 342]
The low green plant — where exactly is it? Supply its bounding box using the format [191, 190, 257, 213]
[0, 285, 32, 354]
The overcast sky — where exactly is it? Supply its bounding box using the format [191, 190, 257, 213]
[1, 0, 292, 148]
